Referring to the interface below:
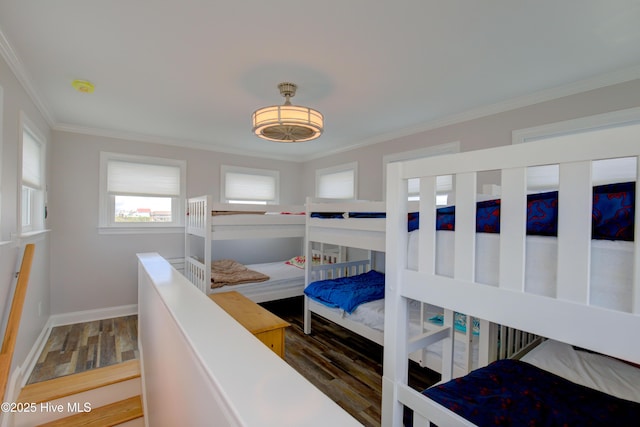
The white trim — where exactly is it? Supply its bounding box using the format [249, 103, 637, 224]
[98, 226, 184, 235]
[18, 112, 47, 234]
[52, 66, 640, 163]
[220, 164, 280, 204]
[0, 85, 3, 237]
[99, 152, 186, 228]
[49, 304, 138, 327]
[383, 141, 461, 164]
[0, 29, 56, 127]
[382, 141, 460, 200]
[315, 161, 358, 199]
[10, 304, 139, 407]
[512, 107, 640, 145]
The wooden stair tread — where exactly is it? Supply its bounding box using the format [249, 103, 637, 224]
[36, 395, 143, 427]
[18, 359, 140, 404]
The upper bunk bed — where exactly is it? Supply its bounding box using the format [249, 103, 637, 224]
[184, 196, 306, 302]
[382, 124, 640, 426]
[303, 197, 536, 376]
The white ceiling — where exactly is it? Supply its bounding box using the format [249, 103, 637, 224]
[1, 1, 640, 162]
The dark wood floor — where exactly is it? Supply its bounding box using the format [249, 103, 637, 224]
[27, 298, 438, 426]
[27, 315, 139, 384]
[262, 296, 440, 427]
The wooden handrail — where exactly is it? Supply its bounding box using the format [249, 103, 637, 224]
[0, 243, 35, 402]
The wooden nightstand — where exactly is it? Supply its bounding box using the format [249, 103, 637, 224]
[209, 291, 290, 358]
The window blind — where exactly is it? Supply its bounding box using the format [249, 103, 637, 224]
[317, 169, 355, 199]
[407, 175, 452, 197]
[107, 160, 181, 197]
[22, 131, 42, 188]
[225, 172, 276, 201]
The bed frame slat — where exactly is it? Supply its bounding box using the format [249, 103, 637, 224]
[557, 161, 592, 303]
[418, 176, 436, 275]
[453, 172, 477, 282]
[499, 167, 527, 291]
[634, 155, 640, 315]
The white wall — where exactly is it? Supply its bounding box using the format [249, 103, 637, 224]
[0, 53, 51, 396]
[49, 131, 305, 314]
[302, 79, 640, 201]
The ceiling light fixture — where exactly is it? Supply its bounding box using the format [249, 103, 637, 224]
[252, 82, 323, 143]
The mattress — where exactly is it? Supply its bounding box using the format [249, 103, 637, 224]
[521, 339, 640, 403]
[210, 260, 304, 291]
[312, 298, 479, 372]
[407, 230, 635, 312]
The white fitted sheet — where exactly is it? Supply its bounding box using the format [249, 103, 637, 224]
[408, 230, 634, 312]
[522, 339, 640, 403]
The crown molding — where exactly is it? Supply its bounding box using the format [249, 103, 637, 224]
[4, 16, 639, 164]
[0, 27, 55, 126]
[301, 64, 640, 162]
[52, 123, 304, 162]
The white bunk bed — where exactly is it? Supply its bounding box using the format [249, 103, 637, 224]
[382, 130, 640, 426]
[303, 198, 536, 376]
[184, 196, 307, 302]
[304, 198, 387, 344]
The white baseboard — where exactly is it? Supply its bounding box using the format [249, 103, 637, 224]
[50, 304, 138, 327]
[13, 304, 140, 409]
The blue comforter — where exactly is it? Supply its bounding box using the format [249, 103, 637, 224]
[304, 270, 385, 314]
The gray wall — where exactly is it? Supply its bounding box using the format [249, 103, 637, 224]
[0, 54, 52, 379]
[2, 35, 639, 384]
[49, 131, 305, 314]
[302, 79, 640, 201]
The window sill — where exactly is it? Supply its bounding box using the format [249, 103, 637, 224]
[98, 226, 184, 235]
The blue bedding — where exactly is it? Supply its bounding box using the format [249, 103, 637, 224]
[416, 181, 635, 241]
[422, 358, 640, 426]
[304, 270, 385, 314]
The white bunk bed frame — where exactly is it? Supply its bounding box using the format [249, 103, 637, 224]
[304, 197, 387, 344]
[184, 196, 305, 301]
[304, 197, 537, 375]
[382, 133, 640, 426]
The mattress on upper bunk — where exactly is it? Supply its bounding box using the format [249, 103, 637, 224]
[422, 181, 635, 240]
[408, 230, 635, 312]
[421, 339, 640, 426]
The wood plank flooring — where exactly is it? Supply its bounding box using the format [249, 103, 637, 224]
[27, 315, 138, 384]
[262, 297, 440, 427]
[26, 299, 438, 426]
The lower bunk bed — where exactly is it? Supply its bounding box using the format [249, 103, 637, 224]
[413, 339, 640, 426]
[303, 259, 537, 377]
[382, 128, 640, 426]
[206, 258, 306, 303]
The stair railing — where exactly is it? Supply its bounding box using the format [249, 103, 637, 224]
[1, 244, 35, 402]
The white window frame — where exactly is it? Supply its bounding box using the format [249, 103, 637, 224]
[512, 107, 640, 145]
[383, 142, 460, 203]
[19, 112, 47, 235]
[315, 162, 358, 199]
[220, 165, 280, 204]
[512, 108, 640, 190]
[99, 152, 186, 233]
[0, 85, 4, 243]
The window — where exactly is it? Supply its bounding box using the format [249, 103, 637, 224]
[316, 162, 357, 199]
[100, 152, 185, 229]
[407, 175, 452, 205]
[221, 165, 279, 204]
[20, 116, 46, 233]
[384, 142, 459, 204]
